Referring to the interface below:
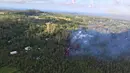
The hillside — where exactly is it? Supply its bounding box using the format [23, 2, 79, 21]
[0, 10, 130, 73]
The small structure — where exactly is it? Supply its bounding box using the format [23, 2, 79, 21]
[10, 51, 17, 55]
[37, 48, 41, 50]
[0, 12, 5, 14]
[25, 46, 32, 51]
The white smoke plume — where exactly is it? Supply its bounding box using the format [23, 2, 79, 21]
[67, 28, 130, 61]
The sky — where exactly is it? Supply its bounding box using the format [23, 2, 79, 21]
[1, 0, 130, 5]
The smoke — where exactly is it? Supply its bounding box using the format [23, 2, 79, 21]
[68, 28, 130, 61]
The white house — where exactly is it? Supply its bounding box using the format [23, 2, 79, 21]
[10, 51, 17, 55]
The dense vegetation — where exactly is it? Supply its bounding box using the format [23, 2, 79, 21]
[0, 10, 130, 73]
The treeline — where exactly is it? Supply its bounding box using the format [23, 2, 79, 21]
[0, 11, 84, 73]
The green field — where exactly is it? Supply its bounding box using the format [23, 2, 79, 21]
[0, 10, 130, 73]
